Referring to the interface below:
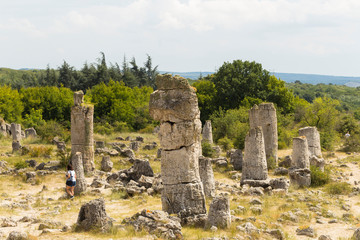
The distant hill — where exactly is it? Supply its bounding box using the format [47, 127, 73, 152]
[160, 71, 360, 87]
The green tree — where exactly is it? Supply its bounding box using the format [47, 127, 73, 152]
[0, 85, 23, 122]
[192, 79, 217, 122]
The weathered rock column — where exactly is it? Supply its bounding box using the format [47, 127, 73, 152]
[71, 152, 87, 195]
[199, 156, 215, 197]
[202, 120, 213, 144]
[149, 74, 206, 217]
[289, 136, 311, 187]
[249, 103, 278, 164]
[71, 91, 95, 173]
[241, 127, 268, 183]
[291, 137, 310, 169]
[11, 123, 22, 153]
[299, 126, 322, 157]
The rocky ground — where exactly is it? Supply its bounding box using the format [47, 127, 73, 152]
[0, 133, 359, 239]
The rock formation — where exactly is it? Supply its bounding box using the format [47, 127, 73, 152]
[77, 198, 113, 232]
[241, 127, 268, 184]
[71, 152, 87, 195]
[71, 91, 95, 173]
[202, 120, 213, 144]
[205, 195, 231, 229]
[11, 123, 22, 153]
[149, 74, 206, 217]
[101, 156, 113, 172]
[249, 103, 278, 164]
[230, 149, 243, 170]
[199, 156, 215, 197]
[299, 126, 322, 157]
[291, 136, 310, 169]
[25, 128, 37, 138]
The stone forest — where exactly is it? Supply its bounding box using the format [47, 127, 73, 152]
[0, 74, 360, 240]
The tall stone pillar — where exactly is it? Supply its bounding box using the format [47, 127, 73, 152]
[71, 91, 95, 173]
[291, 136, 310, 169]
[11, 123, 22, 153]
[199, 156, 216, 197]
[241, 126, 268, 183]
[249, 103, 278, 164]
[149, 74, 206, 217]
[299, 126, 322, 158]
[202, 120, 213, 144]
[71, 152, 87, 195]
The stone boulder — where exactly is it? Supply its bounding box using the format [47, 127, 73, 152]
[25, 128, 37, 138]
[229, 149, 243, 170]
[128, 159, 154, 181]
[310, 156, 325, 171]
[101, 156, 113, 172]
[6, 231, 28, 240]
[289, 168, 311, 187]
[205, 195, 231, 229]
[123, 209, 182, 240]
[77, 198, 113, 232]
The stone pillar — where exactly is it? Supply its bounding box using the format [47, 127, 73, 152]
[149, 74, 206, 217]
[205, 195, 231, 229]
[71, 91, 95, 173]
[249, 103, 278, 164]
[241, 127, 268, 183]
[71, 152, 87, 195]
[291, 137, 310, 169]
[202, 120, 213, 144]
[199, 156, 215, 197]
[11, 123, 22, 141]
[299, 126, 322, 158]
[11, 123, 22, 153]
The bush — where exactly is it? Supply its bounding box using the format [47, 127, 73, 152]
[217, 137, 233, 152]
[310, 166, 330, 187]
[202, 141, 216, 158]
[28, 146, 53, 157]
[325, 182, 352, 195]
[56, 148, 72, 168]
[139, 125, 154, 134]
[94, 121, 114, 135]
[37, 120, 70, 143]
[342, 133, 360, 152]
[267, 157, 276, 170]
[14, 161, 27, 169]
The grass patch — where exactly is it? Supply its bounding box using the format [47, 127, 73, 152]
[325, 182, 352, 195]
[310, 165, 330, 187]
[28, 145, 53, 157]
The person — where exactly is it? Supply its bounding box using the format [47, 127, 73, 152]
[66, 164, 76, 199]
[345, 132, 351, 138]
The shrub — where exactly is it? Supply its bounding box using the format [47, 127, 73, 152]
[56, 148, 72, 168]
[15, 161, 27, 169]
[202, 141, 216, 158]
[342, 133, 360, 152]
[37, 120, 70, 143]
[139, 125, 154, 134]
[28, 146, 53, 157]
[217, 137, 234, 152]
[310, 166, 330, 187]
[325, 182, 352, 195]
[267, 157, 276, 170]
[94, 122, 113, 135]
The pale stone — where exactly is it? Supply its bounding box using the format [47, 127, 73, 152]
[25, 128, 37, 138]
[230, 149, 243, 170]
[71, 99, 94, 173]
[292, 136, 310, 169]
[71, 152, 87, 195]
[249, 103, 278, 163]
[74, 90, 84, 106]
[12, 141, 21, 153]
[101, 156, 113, 172]
[161, 182, 206, 215]
[159, 119, 201, 150]
[10, 123, 22, 141]
[310, 155, 325, 171]
[299, 126, 322, 157]
[241, 127, 268, 182]
[202, 120, 213, 144]
[199, 156, 216, 197]
[205, 195, 231, 229]
[161, 144, 201, 185]
[289, 168, 311, 187]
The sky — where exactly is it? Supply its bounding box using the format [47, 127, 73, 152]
[0, 0, 360, 76]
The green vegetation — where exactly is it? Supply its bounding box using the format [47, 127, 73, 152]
[325, 182, 352, 195]
[310, 166, 330, 187]
[201, 141, 216, 158]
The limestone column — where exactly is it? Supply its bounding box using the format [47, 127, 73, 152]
[71, 152, 87, 195]
[202, 120, 213, 144]
[291, 136, 310, 169]
[71, 91, 95, 173]
[199, 156, 216, 197]
[299, 126, 322, 158]
[11, 123, 22, 152]
[249, 103, 278, 164]
[241, 126, 268, 182]
[149, 74, 206, 216]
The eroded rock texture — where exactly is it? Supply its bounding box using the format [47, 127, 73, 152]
[299, 126, 322, 157]
[71, 91, 95, 173]
[205, 195, 231, 229]
[291, 136, 310, 169]
[77, 198, 113, 232]
[202, 120, 213, 144]
[199, 156, 215, 197]
[249, 103, 278, 164]
[241, 127, 268, 183]
[149, 74, 206, 217]
[71, 152, 87, 195]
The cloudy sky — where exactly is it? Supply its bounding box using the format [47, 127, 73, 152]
[1, 0, 359, 76]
